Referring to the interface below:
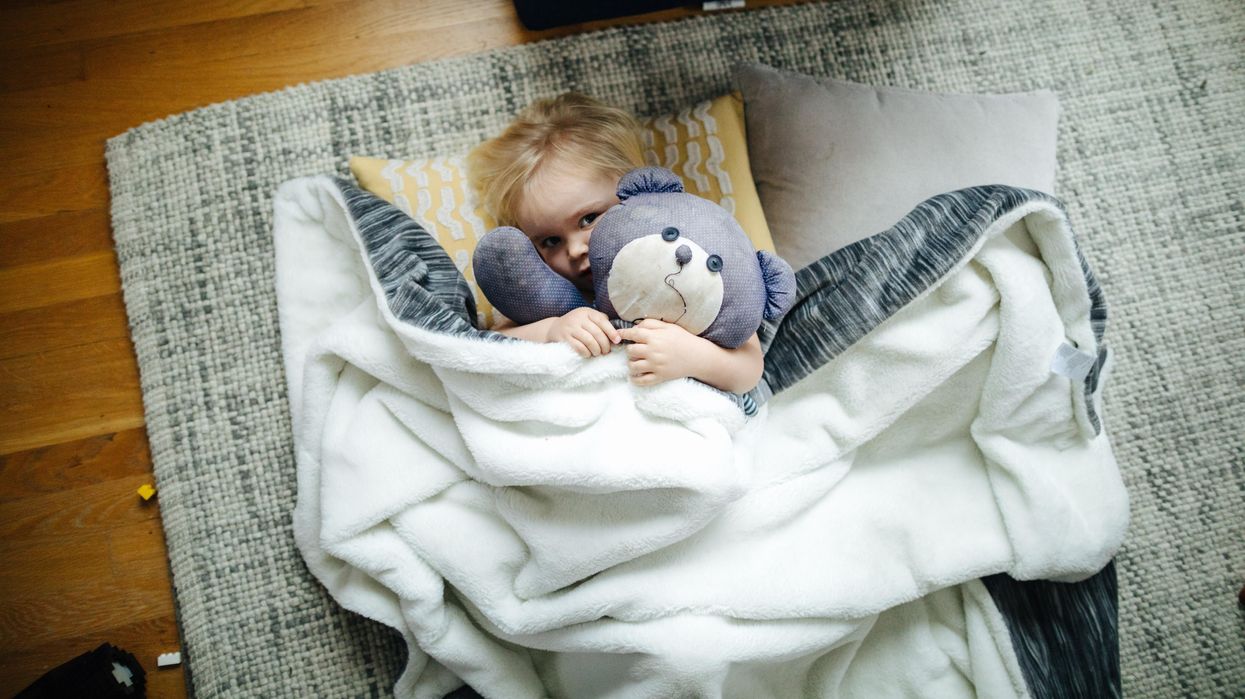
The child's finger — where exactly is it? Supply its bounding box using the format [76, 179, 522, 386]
[593, 316, 622, 344]
[619, 326, 647, 344]
[571, 330, 597, 356]
[626, 342, 648, 359]
[576, 327, 607, 356]
[568, 339, 591, 357]
[582, 322, 612, 354]
[631, 372, 658, 386]
[629, 359, 650, 375]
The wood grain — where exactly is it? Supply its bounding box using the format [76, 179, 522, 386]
[0, 474, 159, 542]
[0, 429, 151, 504]
[0, 208, 114, 270]
[0, 251, 120, 315]
[0, 162, 109, 225]
[0, 438, 173, 693]
[0, 0, 307, 49]
[0, 339, 144, 456]
[0, 0, 803, 695]
[0, 294, 131, 362]
[0, 43, 83, 93]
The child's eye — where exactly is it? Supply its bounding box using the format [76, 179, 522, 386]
[578, 213, 599, 228]
[540, 236, 562, 249]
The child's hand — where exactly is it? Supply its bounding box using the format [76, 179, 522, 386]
[547, 307, 622, 358]
[618, 318, 706, 386]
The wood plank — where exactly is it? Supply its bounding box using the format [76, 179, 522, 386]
[0, 66, 184, 129]
[0, 127, 111, 181]
[0, 339, 144, 456]
[0, 0, 514, 128]
[0, 75, 195, 133]
[108, 519, 173, 588]
[0, 474, 159, 541]
[82, 0, 514, 73]
[0, 208, 114, 270]
[0, 531, 115, 597]
[0, 42, 83, 93]
[0, 5, 519, 178]
[0, 163, 109, 226]
[0, 520, 177, 686]
[0, 573, 170, 652]
[0, 0, 306, 49]
[0, 450, 172, 695]
[0, 251, 120, 315]
[0, 0, 80, 7]
[0, 294, 131, 362]
[0, 517, 172, 668]
[0, 428, 151, 504]
[79, 2, 733, 93]
[0, 616, 185, 699]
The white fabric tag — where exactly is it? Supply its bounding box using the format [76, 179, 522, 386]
[1050, 342, 1096, 382]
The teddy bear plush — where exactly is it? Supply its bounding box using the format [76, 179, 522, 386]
[472, 166, 796, 349]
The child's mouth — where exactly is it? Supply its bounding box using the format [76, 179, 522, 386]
[575, 269, 594, 291]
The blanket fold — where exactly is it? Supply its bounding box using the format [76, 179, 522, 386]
[274, 176, 1127, 698]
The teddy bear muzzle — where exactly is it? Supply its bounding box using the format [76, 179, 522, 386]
[607, 234, 724, 335]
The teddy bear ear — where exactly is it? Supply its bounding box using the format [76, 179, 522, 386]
[617, 166, 684, 202]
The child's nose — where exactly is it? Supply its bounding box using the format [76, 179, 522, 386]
[569, 232, 590, 258]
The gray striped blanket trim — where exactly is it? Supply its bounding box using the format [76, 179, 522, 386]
[982, 562, 1121, 699]
[337, 178, 504, 342]
[749, 184, 1109, 434]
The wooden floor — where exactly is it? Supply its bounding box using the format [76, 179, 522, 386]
[0, 0, 804, 695]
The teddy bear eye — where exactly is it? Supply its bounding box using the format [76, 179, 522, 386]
[661, 226, 680, 242]
[706, 254, 723, 272]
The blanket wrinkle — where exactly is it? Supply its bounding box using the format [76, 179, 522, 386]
[275, 176, 1126, 698]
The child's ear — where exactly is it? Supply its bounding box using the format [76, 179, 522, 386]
[617, 167, 684, 202]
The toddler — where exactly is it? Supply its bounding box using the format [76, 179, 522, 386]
[467, 92, 763, 394]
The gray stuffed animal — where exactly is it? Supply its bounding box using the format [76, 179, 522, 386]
[473, 166, 796, 349]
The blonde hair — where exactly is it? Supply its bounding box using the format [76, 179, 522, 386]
[467, 92, 646, 226]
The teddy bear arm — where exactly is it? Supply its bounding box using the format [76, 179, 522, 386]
[473, 226, 590, 325]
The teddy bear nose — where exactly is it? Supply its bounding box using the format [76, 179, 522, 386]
[675, 244, 692, 267]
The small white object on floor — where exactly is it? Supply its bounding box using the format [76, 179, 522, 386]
[157, 651, 182, 668]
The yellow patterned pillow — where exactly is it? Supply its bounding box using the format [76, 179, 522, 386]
[350, 92, 773, 328]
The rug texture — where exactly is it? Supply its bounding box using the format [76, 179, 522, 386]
[105, 0, 1244, 696]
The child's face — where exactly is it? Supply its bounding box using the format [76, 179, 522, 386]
[514, 156, 620, 293]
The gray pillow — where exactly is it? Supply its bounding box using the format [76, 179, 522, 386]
[732, 62, 1060, 270]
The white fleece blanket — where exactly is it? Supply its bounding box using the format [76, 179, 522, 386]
[274, 176, 1128, 698]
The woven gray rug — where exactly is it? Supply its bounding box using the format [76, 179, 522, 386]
[105, 0, 1244, 696]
